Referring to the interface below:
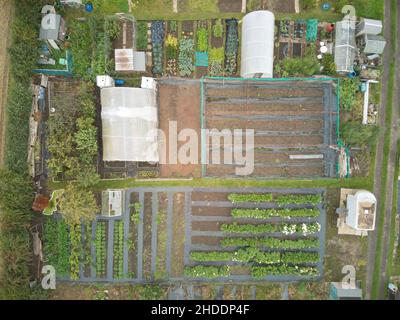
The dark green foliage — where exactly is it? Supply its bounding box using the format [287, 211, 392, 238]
[42, 218, 71, 277]
[321, 54, 337, 76]
[340, 78, 360, 111]
[69, 20, 92, 77]
[0, 169, 35, 299]
[341, 122, 379, 148]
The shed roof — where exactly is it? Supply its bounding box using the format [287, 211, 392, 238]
[115, 49, 146, 72]
[240, 10, 275, 78]
[364, 34, 386, 54]
[39, 13, 61, 40]
[100, 87, 159, 162]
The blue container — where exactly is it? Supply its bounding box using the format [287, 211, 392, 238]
[321, 3, 332, 11]
[115, 79, 125, 86]
[85, 3, 94, 13]
[348, 71, 357, 78]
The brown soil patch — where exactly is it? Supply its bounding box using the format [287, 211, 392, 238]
[171, 192, 185, 277]
[158, 82, 201, 177]
[191, 236, 222, 246]
[192, 206, 231, 217]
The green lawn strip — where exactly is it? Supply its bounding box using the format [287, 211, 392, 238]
[50, 176, 372, 191]
[371, 62, 396, 298]
[371, 0, 397, 297]
[387, 142, 399, 280]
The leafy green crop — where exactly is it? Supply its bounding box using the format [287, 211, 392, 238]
[197, 27, 208, 52]
[184, 266, 230, 278]
[113, 220, 124, 278]
[95, 222, 107, 277]
[178, 38, 195, 76]
[221, 222, 321, 235]
[251, 265, 319, 278]
[220, 237, 319, 249]
[231, 208, 320, 219]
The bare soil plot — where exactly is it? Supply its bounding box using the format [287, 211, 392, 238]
[157, 80, 201, 178]
[171, 192, 186, 277]
[202, 79, 338, 178]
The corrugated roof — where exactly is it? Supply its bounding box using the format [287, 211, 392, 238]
[115, 49, 146, 72]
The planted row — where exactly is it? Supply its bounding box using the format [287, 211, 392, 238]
[113, 220, 124, 279]
[220, 237, 320, 249]
[184, 266, 230, 278]
[95, 221, 107, 277]
[221, 222, 321, 235]
[251, 265, 319, 278]
[227, 193, 322, 206]
[190, 248, 319, 265]
[69, 224, 82, 280]
[231, 208, 320, 219]
[179, 38, 195, 76]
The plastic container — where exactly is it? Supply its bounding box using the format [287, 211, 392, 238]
[85, 3, 94, 13]
[115, 79, 125, 86]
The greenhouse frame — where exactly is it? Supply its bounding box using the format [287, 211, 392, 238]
[240, 10, 275, 78]
[100, 87, 159, 162]
[334, 20, 357, 74]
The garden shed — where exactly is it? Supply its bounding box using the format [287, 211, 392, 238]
[356, 18, 383, 37]
[334, 20, 357, 74]
[346, 190, 376, 231]
[240, 10, 275, 78]
[100, 87, 159, 162]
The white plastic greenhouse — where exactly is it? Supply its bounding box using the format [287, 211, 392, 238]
[240, 10, 275, 79]
[334, 20, 357, 74]
[100, 87, 159, 162]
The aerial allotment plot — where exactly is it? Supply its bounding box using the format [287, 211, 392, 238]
[0, 0, 398, 304]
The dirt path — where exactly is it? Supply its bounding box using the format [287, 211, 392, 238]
[366, 0, 397, 299]
[0, 0, 13, 167]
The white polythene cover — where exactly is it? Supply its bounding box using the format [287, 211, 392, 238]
[241, 10, 275, 78]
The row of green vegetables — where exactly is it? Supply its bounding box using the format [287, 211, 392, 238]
[43, 219, 92, 280]
[227, 193, 322, 205]
[220, 222, 321, 236]
[184, 264, 319, 279]
[190, 248, 319, 264]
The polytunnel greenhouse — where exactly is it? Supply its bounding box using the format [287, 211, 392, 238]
[100, 87, 159, 162]
[240, 10, 275, 78]
[334, 20, 357, 74]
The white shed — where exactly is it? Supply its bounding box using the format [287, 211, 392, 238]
[240, 10, 275, 79]
[356, 18, 383, 37]
[346, 190, 376, 231]
[100, 87, 159, 162]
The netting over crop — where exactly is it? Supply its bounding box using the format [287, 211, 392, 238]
[334, 20, 357, 73]
[101, 87, 159, 162]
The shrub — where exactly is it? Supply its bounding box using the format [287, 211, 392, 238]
[341, 122, 379, 147]
[321, 54, 337, 76]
